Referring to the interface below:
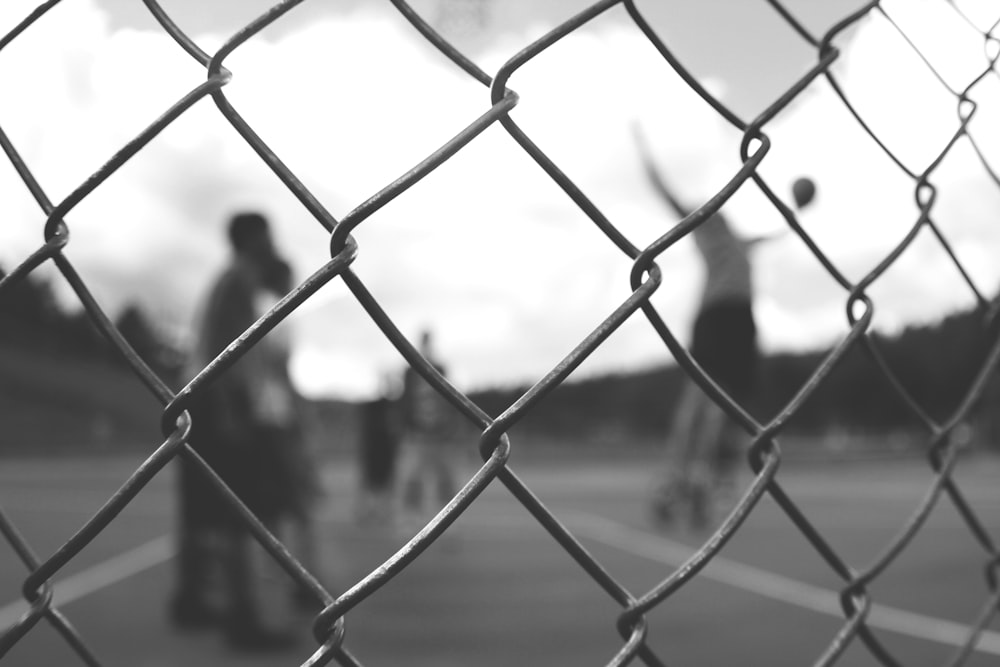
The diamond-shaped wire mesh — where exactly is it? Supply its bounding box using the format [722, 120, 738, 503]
[1, 1, 999, 665]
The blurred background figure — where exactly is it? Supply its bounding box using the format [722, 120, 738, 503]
[634, 129, 815, 528]
[255, 256, 326, 612]
[355, 376, 402, 525]
[399, 329, 457, 522]
[171, 211, 301, 651]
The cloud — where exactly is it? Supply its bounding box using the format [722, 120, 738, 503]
[751, 0, 1000, 342]
[2, 1, 998, 399]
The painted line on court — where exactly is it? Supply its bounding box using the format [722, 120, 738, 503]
[0, 498, 349, 631]
[0, 535, 175, 631]
[564, 511, 1000, 656]
[1, 509, 996, 658]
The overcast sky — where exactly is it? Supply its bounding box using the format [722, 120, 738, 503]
[2, 0, 999, 399]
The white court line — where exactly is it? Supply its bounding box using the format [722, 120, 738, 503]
[0, 499, 350, 632]
[1, 511, 996, 658]
[564, 511, 1000, 656]
[0, 535, 175, 631]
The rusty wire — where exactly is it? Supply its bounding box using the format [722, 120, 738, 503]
[1, 0, 999, 665]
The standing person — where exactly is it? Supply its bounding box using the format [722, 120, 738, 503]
[255, 256, 326, 611]
[170, 211, 296, 651]
[399, 329, 456, 520]
[634, 136, 808, 527]
[355, 385, 402, 525]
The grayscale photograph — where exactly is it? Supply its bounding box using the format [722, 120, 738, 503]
[0, 0, 998, 665]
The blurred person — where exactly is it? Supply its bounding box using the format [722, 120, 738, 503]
[256, 256, 326, 611]
[399, 329, 456, 521]
[170, 211, 299, 651]
[355, 383, 402, 525]
[634, 137, 801, 527]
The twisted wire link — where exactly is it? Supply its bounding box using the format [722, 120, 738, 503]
[0, 0, 998, 664]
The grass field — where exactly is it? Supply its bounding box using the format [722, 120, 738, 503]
[0, 447, 997, 666]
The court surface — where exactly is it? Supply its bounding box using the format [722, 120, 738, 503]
[0, 447, 997, 666]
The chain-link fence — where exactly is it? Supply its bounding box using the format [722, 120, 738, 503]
[1, 0, 999, 665]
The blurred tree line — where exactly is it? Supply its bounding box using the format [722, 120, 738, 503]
[0, 265, 181, 376]
[0, 266, 181, 450]
[472, 306, 1000, 449]
[2, 265, 998, 450]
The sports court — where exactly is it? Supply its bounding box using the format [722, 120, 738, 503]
[3, 0, 1000, 665]
[1, 448, 997, 665]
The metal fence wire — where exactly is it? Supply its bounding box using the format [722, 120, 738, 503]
[1, 0, 999, 665]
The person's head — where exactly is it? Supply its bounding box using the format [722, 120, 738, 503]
[418, 328, 433, 354]
[227, 211, 273, 263]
